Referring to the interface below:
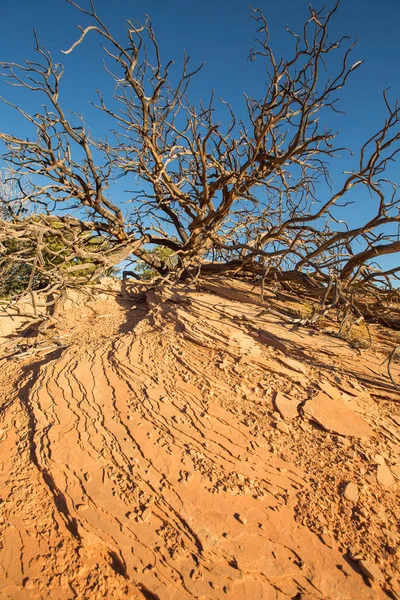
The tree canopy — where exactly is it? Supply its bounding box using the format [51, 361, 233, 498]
[1, 1, 399, 323]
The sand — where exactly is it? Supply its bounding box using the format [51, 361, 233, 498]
[0, 277, 398, 599]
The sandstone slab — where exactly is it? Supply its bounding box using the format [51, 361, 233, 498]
[277, 355, 306, 374]
[303, 392, 374, 438]
[274, 392, 301, 421]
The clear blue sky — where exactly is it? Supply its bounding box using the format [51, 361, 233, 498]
[1, 0, 400, 272]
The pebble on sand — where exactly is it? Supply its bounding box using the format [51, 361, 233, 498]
[276, 421, 290, 434]
[235, 513, 247, 525]
[343, 482, 359, 503]
[374, 454, 385, 465]
[376, 464, 395, 488]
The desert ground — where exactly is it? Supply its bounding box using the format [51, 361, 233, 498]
[0, 277, 399, 599]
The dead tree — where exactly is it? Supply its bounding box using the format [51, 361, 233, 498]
[0, 0, 399, 321]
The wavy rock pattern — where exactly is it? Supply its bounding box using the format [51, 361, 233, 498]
[0, 279, 398, 599]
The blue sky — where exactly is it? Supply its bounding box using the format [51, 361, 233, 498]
[1, 0, 399, 131]
[1, 0, 400, 273]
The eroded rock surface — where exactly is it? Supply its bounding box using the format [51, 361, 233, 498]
[0, 277, 398, 599]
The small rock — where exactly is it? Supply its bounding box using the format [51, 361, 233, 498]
[348, 547, 363, 561]
[377, 464, 395, 488]
[343, 482, 359, 503]
[358, 559, 384, 582]
[141, 508, 152, 522]
[23, 579, 34, 590]
[218, 358, 229, 370]
[374, 454, 385, 465]
[274, 391, 300, 421]
[276, 421, 290, 435]
[235, 513, 247, 525]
